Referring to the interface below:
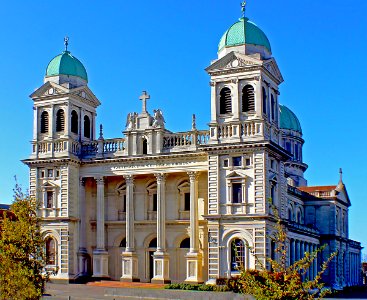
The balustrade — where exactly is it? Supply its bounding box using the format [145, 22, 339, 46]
[163, 130, 209, 149]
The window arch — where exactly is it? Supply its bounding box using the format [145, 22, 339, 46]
[149, 238, 157, 248]
[219, 87, 232, 114]
[231, 239, 246, 271]
[142, 138, 148, 155]
[45, 237, 56, 265]
[296, 208, 303, 224]
[56, 109, 65, 132]
[180, 238, 190, 248]
[242, 85, 255, 113]
[288, 208, 293, 222]
[71, 110, 78, 134]
[119, 238, 126, 248]
[84, 115, 91, 138]
[262, 87, 267, 115]
[40, 111, 49, 134]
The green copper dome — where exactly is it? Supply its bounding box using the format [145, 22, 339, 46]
[280, 105, 302, 134]
[219, 17, 271, 53]
[46, 51, 88, 82]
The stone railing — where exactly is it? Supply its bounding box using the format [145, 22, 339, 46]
[32, 139, 80, 157]
[287, 221, 320, 235]
[163, 130, 209, 150]
[81, 138, 126, 158]
[212, 120, 265, 141]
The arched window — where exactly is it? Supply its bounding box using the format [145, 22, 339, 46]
[84, 115, 91, 138]
[149, 238, 157, 248]
[71, 110, 78, 134]
[271, 94, 276, 121]
[242, 85, 255, 113]
[231, 239, 245, 271]
[56, 109, 65, 132]
[180, 238, 190, 248]
[262, 87, 267, 115]
[288, 208, 293, 222]
[142, 138, 148, 155]
[40, 111, 49, 134]
[219, 87, 232, 114]
[119, 238, 126, 248]
[45, 237, 56, 265]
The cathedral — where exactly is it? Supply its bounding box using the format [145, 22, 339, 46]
[23, 6, 362, 289]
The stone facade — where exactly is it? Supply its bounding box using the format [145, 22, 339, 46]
[23, 12, 362, 288]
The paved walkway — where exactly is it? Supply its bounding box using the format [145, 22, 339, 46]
[42, 282, 250, 300]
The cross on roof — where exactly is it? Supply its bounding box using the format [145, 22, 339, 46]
[139, 91, 150, 113]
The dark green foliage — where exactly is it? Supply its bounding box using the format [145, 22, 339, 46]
[165, 283, 229, 292]
[0, 185, 48, 300]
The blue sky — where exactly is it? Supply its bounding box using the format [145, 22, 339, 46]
[0, 1, 366, 254]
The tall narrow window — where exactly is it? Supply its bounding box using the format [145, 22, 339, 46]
[242, 85, 255, 113]
[219, 87, 232, 114]
[46, 191, 53, 208]
[142, 138, 148, 154]
[184, 193, 190, 211]
[271, 94, 275, 121]
[262, 87, 267, 115]
[84, 115, 91, 138]
[71, 110, 78, 134]
[152, 194, 158, 211]
[231, 239, 245, 271]
[46, 238, 56, 265]
[55, 109, 65, 132]
[232, 183, 242, 203]
[41, 111, 49, 134]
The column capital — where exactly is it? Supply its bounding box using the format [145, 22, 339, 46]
[154, 173, 166, 183]
[123, 174, 134, 185]
[187, 171, 199, 182]
[95, 176, 104, 185]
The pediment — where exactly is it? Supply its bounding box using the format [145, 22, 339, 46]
[42, 181, 59, 188]
[335, 184, 351, 207]
[226, 171, 247, 179]
[70, 86, 101, 107]
[263, 58, 284, 84]
[30, 82, 69, 99]
[206, 51, 262, 73]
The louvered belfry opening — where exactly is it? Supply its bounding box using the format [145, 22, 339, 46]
[242, 85, 255, 113]
[84, 115, 91, 138]
[71, 110, 78, 134]
[56, 109, 65, 132]
[219, 87, 232, 114]
[40, 111, 49, 134]
[262, 87, 267, 115]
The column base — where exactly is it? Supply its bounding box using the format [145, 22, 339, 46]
[92, 249, 109, 278]
[185, 252, 203, 284]
[151, 251, 171, 284]
[77, 248, 90, 277]
[120, 251, 140, 282]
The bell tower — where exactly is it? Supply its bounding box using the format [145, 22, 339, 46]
[206, 9, 284, 145]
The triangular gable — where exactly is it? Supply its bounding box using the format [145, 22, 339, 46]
[263, 58, 284, 84]
[30, 82, 69, 99]
[335, 184, 351, 207]
[70, 86, 101, 107]
[226, 171, 247, 179]
[206, 51, 262, 73]
[42, 181, 59, 188]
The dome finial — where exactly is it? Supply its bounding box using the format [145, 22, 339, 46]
[241, 1, 247, 17]
[64, 36, 69, 52]
[339, 168, 343, 183]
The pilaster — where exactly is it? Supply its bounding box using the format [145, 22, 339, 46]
[77, 177, 89, 277]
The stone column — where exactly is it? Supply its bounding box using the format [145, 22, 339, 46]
[151, 173, 170, 283]
[121, 175, 139, 282]
[77, 178, 88, 277]
[92, 176, 109, 278]
[185, 172, 203, 283]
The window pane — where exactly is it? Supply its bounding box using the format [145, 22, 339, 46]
[231, 239, 245, 271]
[232, 157, 242, 167]
[232, 183, 242, 203]
[153, 194, 157, 211]
[184, 193, 190, 211]
[46, 191, 53, 208]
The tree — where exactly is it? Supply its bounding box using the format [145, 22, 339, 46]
[0, 184, 47, 300]
[229, 206, 337, 300]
